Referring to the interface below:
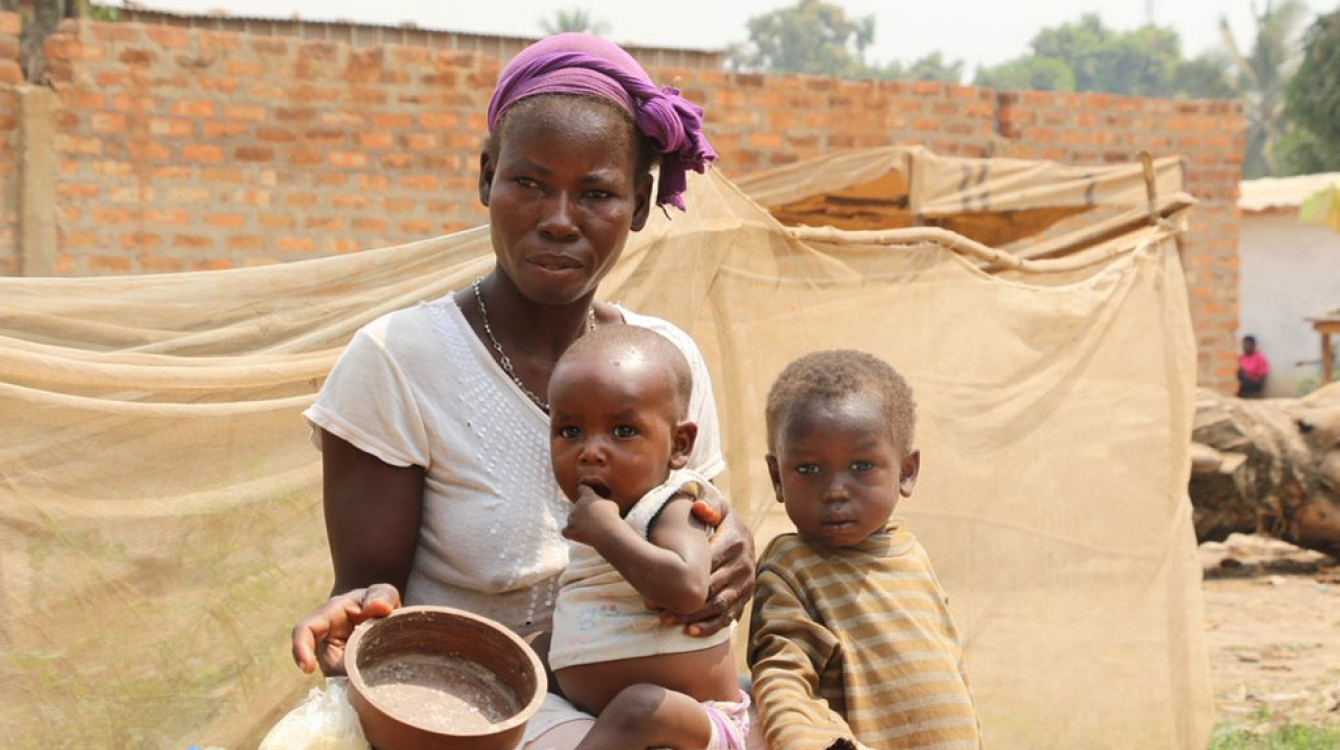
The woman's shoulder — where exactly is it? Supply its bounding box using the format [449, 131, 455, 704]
[357, 294, 459, 339]
[346, 294, 467, 360]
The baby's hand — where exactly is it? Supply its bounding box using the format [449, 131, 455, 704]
[562, 484, 621, 547]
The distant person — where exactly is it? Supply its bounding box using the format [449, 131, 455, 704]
[1237, 335, 1269, 398]
[748, 350, 983, 750]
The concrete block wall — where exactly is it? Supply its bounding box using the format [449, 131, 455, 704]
[1, 14, 1246, 390]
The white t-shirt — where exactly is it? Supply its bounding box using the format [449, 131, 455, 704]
[303, 294, 725, 635]
[549, 468, 733, 671]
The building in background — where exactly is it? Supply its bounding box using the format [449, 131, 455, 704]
[1238, 172, 1340, 396]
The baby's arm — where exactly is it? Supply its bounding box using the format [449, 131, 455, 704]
[563, 487, 711, 613]
[749, 565, 862, 750]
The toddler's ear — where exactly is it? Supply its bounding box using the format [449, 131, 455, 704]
[668, 421, 698, 469]
[899, 449, 921, 497]
[765, 454, 784, 503]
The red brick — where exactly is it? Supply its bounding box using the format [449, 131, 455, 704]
[277, 236, 316, 252]
[257, 127, 296, 143]
[329, 150, 367, 168]
[173, 234, 214, 250]
[305, 216, 342, 231]
[91, 112, 126, 133]
[141, 256, 186, 273]
[118, 48, 155, 66]
[206, 213, 247, 228]
[183, 144, 223, 162]
[224, 104, 266, 122]
[145, 25, 191, 49]
[90, 254, 134, 272]
[120, 232, 162, 250]
[203, 121, 248, 138]
[358, 131, 394, 149]
[235, 146, 274, 162]
[352, 217, 387, 232]
[228, 235, 267, 251]
[259, 213, 295, 229]
[288, 149, 321, 166]
[0, 12, 20, 36]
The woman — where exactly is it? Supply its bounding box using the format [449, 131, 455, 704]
[289, 33, 755, 749]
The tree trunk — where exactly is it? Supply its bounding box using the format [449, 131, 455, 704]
[1190, 382, 1340, 558]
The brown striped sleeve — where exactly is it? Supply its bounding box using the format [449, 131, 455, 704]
[749, 546, 857, 750]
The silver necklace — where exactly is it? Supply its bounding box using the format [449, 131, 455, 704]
[472, 277, 596, 412]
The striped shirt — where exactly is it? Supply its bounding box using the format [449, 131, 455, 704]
[748, 527, 983, 750]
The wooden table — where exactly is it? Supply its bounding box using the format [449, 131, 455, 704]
[1312, 314, 1340, 385]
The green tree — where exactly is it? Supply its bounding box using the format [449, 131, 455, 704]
[1030, 14, 1184, 96]
[538, 8, 609, 36]
[974, 56, 1076, 91]
[1220, 0, 1311, 177]
[729, 0, 875, 77]
[872, 52, 965, 83]
[973, 14, 1233, 97]
[904, 52, 964, 83]
[1171, 52, 1239, 100]
[1278, 10, 1340, 173]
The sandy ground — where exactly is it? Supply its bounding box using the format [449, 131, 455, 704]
[1200, 534, 1340, 729]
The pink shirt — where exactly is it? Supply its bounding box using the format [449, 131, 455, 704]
[1239, 351, 1269, 380]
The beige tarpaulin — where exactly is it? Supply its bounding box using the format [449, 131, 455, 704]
[1, 163, 1211, 749]
[735, 145, 1187, 248]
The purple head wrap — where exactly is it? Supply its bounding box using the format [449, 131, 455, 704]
[487, 33, 716, 212]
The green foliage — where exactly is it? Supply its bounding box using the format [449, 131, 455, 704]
[1172, 52, 1239, 99]
[729, 0, 875, 77]
[974, 55, 1075, 91]
[1280, 10, 1340, 173]
[1209, 722, 1340, 750]
[538, 8, 609, 36]
[1220, 0, 1311, 177]
[873, 52, 965, 83]
[973, 13, 1234, 98]
[1031, 14, 1184, 96]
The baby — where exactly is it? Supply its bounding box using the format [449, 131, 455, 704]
[546, 324, 749, 750]
[749, 350, 982, 750]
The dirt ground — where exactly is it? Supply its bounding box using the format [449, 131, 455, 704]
[1200, 533, 1340, 730]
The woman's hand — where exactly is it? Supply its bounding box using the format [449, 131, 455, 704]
[650, 494, 756, 637]
[291, 583, 402, 676]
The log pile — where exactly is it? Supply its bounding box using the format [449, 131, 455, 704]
[1190, 382, 1340, 558]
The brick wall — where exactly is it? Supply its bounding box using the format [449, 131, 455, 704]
[0, 12, 20, 275]
[992, 91, 1244, 389]
[41, 17, 498, 272]
[7, 15, 1246, 390]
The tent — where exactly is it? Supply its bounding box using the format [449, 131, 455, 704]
[0, 154, 1211, 749]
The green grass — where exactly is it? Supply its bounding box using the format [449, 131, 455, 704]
[1209, 723, 1340, 750]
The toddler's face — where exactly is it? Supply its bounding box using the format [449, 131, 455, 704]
[767, 390, 919, 549]
[549, 353, 694, 513]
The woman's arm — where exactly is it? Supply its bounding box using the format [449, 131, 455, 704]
[290, 429, 425, 676]
[321, 430, 425, 595]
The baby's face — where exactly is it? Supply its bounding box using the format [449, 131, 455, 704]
[549, 352, 693, 513]
[767, 390, 919, 549]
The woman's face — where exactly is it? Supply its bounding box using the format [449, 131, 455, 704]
[480, 98, 653, 306]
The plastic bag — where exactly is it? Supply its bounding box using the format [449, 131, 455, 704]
[258, 677, 370, 750]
